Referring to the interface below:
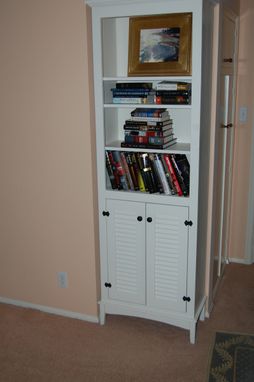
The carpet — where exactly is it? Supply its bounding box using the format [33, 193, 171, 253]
[207, 331, 254, 382]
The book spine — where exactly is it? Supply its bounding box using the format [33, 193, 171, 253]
[124, 123, 173, 131]
[136, 153, 158, 193]
[112, 151, 129, 190]
[155, 96, 190, 105]
[155, 90, 191, 96]
[125, 153, 139, 191]
[160, 154, 177, 195]
[125, 119, 172, 127]
[105, 151, 117, 189]
[154, 154, 171, 195]
[148, 135, 174, 145]
[116, 82, 153, 89]
[113, 97, 146, 104]
[120, 152, 134, 190]
[124, 130, 173, 137]
[148, 153, 164, 193]
[112, 90, 151, 96]
[156, 83, 191, 91]
[130, 116, 168, 122]
[170, 154, 189, 196]
[131, 110, 168, 118]
[174, 154, 190, 194]
[124, 135, 149, 145]
[144, 154, 159, 193]
[131, 153, 145, 192]
[107, 151, 122, 190]
[163, 154, 183, 196]
[121, 139, 177, 149]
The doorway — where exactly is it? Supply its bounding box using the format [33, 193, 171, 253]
[209, 7, 239, 305]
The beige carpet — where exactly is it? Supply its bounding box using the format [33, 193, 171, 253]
[0, 263, 253, 382]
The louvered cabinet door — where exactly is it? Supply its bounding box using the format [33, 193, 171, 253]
[146, 204, 189, 313]
[106, 199, 146, 305]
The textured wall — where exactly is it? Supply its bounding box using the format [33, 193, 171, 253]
[0, 0, 99, 316]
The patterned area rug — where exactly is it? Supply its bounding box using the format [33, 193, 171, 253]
[207, 332, 254, 382]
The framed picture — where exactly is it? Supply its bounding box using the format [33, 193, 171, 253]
[128, 13, 192, 76]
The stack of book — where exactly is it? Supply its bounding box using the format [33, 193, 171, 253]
[105, 150, 190, 196]
[121, 108, 177, 149]
[155, 81, 191, 105]
[111, 82, 155, 104]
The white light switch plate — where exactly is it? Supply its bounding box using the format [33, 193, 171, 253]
[239, 107, 248, 123]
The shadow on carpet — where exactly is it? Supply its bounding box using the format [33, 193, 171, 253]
[207, 331, 254, 382]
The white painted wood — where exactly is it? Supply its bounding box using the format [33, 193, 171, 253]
[106, 199, 146, 304]
[200, 305, 206, 321]
[86, 0, 217, 342]
[245, 108, 254, 264]
[146, 204, 189, 313]
[0, 297, 99, 323]
[102, 299, 196, 331]
[195, 0, 215, 317]
[208, 7, 238, 307]
[217, 75, 229, 276]
[190, 321, 196, 344]
[99, 302, 106, 324]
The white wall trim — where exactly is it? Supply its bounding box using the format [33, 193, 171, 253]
[245, 101, 254, 264]
[228, 257, 248, 264]
[0, 297, 99, 324]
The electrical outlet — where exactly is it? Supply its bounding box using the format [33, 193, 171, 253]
[57, 272, 68, 288]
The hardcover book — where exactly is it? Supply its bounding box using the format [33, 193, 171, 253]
[121, 138, 177, 150]
[156, 81, 191, 91]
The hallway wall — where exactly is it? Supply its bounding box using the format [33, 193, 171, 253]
[228, 0, 254, 262]
[0, 0, 99, 317]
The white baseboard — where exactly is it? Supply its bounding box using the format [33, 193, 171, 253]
[228, 257, 249, 264]
[0, 297, 99, 324]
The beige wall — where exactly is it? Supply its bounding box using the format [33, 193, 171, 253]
[222, 0, 240, 14]
[0, 0, 99, 316]
[228, 0, 254, 261]
[0, 0, 251, 320]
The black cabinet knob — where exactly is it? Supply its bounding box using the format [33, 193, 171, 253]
[147, 217, 152, 223]
[104, 282, 112, 288]
[223, 58, 233, 63]
[137, 216, 143, 222]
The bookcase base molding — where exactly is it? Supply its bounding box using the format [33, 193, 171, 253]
[99, 298, 206, 344]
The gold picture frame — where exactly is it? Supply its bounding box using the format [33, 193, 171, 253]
[128, 13, 192, 76]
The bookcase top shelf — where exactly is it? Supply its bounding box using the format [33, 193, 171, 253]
[103, 77, 192, 82]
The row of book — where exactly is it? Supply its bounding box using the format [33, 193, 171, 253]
[105, 150, 190, 196]
[111, 81, 191, 105]
[121, 108, 177, 150]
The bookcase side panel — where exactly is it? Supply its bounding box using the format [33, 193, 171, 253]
[102, 18, 117, 77]
[195, 0, 216, 314]
[115, 18, 129, 77]
[90, 10, 110, 305]
[170, 109, 191, 144]
[102, 17, 129, 77]
[185, 4, 203, 318]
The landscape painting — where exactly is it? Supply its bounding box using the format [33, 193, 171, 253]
[128, 13, 192, 76]
[139, 27, 180, 63]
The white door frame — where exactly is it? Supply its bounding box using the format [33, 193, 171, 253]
[218, 8, 239, 268]
[245, 103, 254, 264]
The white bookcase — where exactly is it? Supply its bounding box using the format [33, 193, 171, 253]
[86, 0, 215, 343]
